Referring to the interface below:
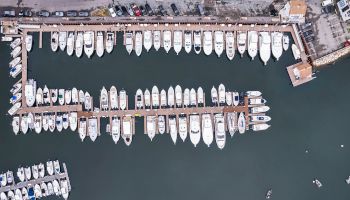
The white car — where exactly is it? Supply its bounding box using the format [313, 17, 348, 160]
[109, 7, 117, 17]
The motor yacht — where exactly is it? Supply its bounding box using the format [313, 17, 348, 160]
[66, 32, 75, 56]
[78, 118, 86, 141]
[34, 114, 42, 134]
[69, 112, 78, 131]
[225, 31, 235, 60]
[226, 92, 232, 106]
[252, 123, 270, 131]
[25, 79, 36, 107]
[227, 112, 236, 137]
[190, 114, 201, 147]
[136, 89, 144, 109]
[249, 98, 267, 105]
[251, 115, 271, 122]
[173, 30, 182, 55]
[100, 86, 109, 110]
[246, 90, 262, 97]
[58, 32, 67, 51]
[202, 113, 213, 147]
[83, 31, 94, 58]
[178, 115, 187, 141]
[283, 34, 289, 51]
[35, 87, 43, 105]
[43, 85, 50, 104]
[183, 88, 190, 107]
[144, 89, 151, 108]
[158, 115, 166, 134]
[151, 85, 159, 108]
[9, 57, 21, 68]
[84, 92, 91, 110]
[203, 31, 213, 56]
[56, 114, 63, 132]
[237, 31, 247, 57]
[153, 30, 161, 51]
[218, 83, 226, 105]
[160, 89, 167, 108]
[167, 86, 175, 107]
[79, 90, 85, 104]
[25, 34, 33, 52]
[42, 114, 49, 131]
[11, 46, 21, 58]
[197, 87, 204, 105]
[10, 38, 21, 49]
[190, 88, 197, 107]
[75, 32, 83, 58]
[169, 116, 177, 144]
[184, 31, 192, 53]
[105, 32, 114, 53]
[175, 85, 182, 107]
[135, 31, 143, 56]
[111, 117, 120, 144]
[193, 31, 202, 54]
[60, 179, 69, 200]
[122, 116, 133, 146]
[259, 32, 271, 65]
[211, 86, 218, 104]
[12, 116, 20, 135]
[119, 90, 127, 110]
[46, 161, 54, 176]
[96, 31, 104, 57]
[271, 32, 283, 61]
[247, 31, 258, 60]
[88, 118, 98, 142]
[9, 64, 21, 78]
[125, 32, 133, 55]
[214, 31, 224, 57]
[238, 112, 246, 134]
[292, 44, 301, 60]
[10, 83, 22, 95]
[250, 105, 270, 113]
[71, 87, 78, 104]
[110, 86, 119, 110]
[214, 113, 226, 149]
[8, 102, 21, 116]
[65, 89, 71, 105]
[48, 114, 55, 132]
[143, 30, 152, 52]
[146, 115, 157, 141]
[163, 30, 172, 53]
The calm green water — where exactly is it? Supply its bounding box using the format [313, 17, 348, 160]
[1, 32, 350, 200]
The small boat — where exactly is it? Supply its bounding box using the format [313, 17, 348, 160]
[184, 31, 192, 53]
[193, 31, 202, 54]
[158, 115, 166, 134]
[78, 118, 87, 141]
[83, 31, 94, 58]
[53, 180, 61, 195]
[35, 87, 43, 105]
[125, 32, 133, 55]
[27, 113, 34, 130]
[250, 106, 270, 113]
[153, 30, 161, 51]
[9, 93, 21, 104]
[163, 30, 172, 53]
[246, 91, 262, 97]
[238, 112, 246, 134]
[146, 115, 157, 141]
[178, 115, 188, 142]
[119, 90, 127, 110]
[183, 88, 190, 107]
[218, 84, 226, 105]
[135, 31, 143, 57]
[6, 171, 13, 185]
[313, 179, 323, 188]
[42, 114, 49, 131]
[60, 179, 69, 200]
[56, 114, 63, 132]
[96, 31, 104, 57]
[15, 189, 22, 200]
[48, 114, 56, 132]
[227, 112, 237, 137]
[252, 123, 270, 131]
[266, 189, 272, 199]
[32, 165, 39, 179]
[202, 113, 213, 147]
[144, 89, 151, 108]
[41, 182, 48, 197]
[71, 87, 78, 104]
[211, 86, 218, 104]
[17, 167, 25, 182]
[47, 182, 54, 195]
[111, 117, 120, 143]
[292, 44, 301, 60]
[190, 88, 197, 106]
[34, 114, 42, 134]
[43, 85, 50, 104]
[169, 116, 177, 144]
[0, 192, 6, 200]
[12, 116, 20, 135]
[259, 32, 271, 65]
[203, 31, 213, 56]
[122, 116, 133, 146]
[249, 98, 267, 105]
[62, 113, 69, 129]
[9, 57, 21, 68]
[197, 87, 204, 105]
[283, 34, 289, 51]
[79, 90, 85, 103]
[88, 118, 98, 142]
[105, 32, 114, 53]
[58, 89, 65, 105]
[214, 114, 226, 149]
[173, 30, 182, 55]
[75, 32, 83, 58]
[69, 112, 78, 132]
[167, 86, 175, 107]
[100, 86, 109, 110]
[7, 190, 14, 199]
[190, 114, 201, 147]
[84, 92, 92, 110]
[0, 174, 6, 187]
[64, 89, 71, 104]
[25, 35, 33, 52]
[51, 89, 58, 104]
[135, 89, 143, 109]
[225, 31, 235, 60]
[8, 101, 21, 116]
[54, 160, 60, 174]
[110, 86, 118, 110]
[2, 36, 12, 41]
[66, 32, 75, 56]
[248, 31, 258, 60]
[271, 32, 283, 61]
[46, 160, 54, 176]
[9, 64, 22, 78]
[38, 163, 45, 178]
[22, 188, 29, 200]
[51, 31, 59, 52]
[160, 89, 167, 108]
[214, 31, 224, 57]
[143, 30, 152, 52]
[151, 86, 159, 108]
[237, 31, 247, 57]
[10, 83, 21, 95]
[11, 46, 21, 58]
[24, 166, 31, 180]
[345, 176, 350, 184]
[10, 38, 21, 49]
[58, 32, 67, 51]
[226, 92, 232, 106]
[175, 85, 182, 107]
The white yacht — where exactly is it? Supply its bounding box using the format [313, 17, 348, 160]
[11, 46, 21, 58]
[58, 32, 67, 51]
[34, 114, 42, 134]
[252, 124, 270, 131]
[10, 38, 21, 49]
[78, 118, 87, 141]
[88, 118, 98, 142]
[69, 112, 78, 131]
[202, 114, 213, 147]
[125, 32, 133, 55]
[214, 114, 226, 149]
[144, 89, 151, 108]
[119, 90, 127, 110]
[247, 31, 258, 60]
[111, 117, 120, 143]
[25, 35, 33, 52]
[0, 192, 6, 200]
[169, 116, 177, 144]
[158, 115, 166, 134]
[71, 87, 78, 104]
[38, 163, 45, 178]
[58, 89, 65, 105]
[160, 89, 167, 108]
[151, 85, 159, 108]
[167, 86, 175, 107]
[136, 89, 144, 109]
[110, 86, 119, 110]
[238, 112, 246, 134]
[226, 92, 232, 106]
[9, 93, 21, 105]
[251, 115, 271, 122]
[105, 32, 114, 53]
[53, 180, 60, 195]
[143, 30, 152, 52]
[36, 87, 43, 105]
[96, 31, 104, 57]
[41, 182, 48, 197]
[193, 31, 202, 54]
[259, 32, 271, 65]
[79, 90, 85, 104]
[146, 115, 157, 141]
[175, 85, 182, 107]
[249, 98, 267, 105]
[48, 114, 55, 132]
[9, 57, 21, 68]
[283, 34, 289, 51]
[178, 115, 188, 141]
[66, 32, 75, 56]
[237, 31, 247, 57]
[64, 89, 71, 104]
[10, 83, 22, 95]
[292, 44, 301, 60]
[190, 88, 197, 107]
[183, 88, 190, 107]
[60, 179, 69, 200]
[203, 31, 213, 56]
[227, 112, 236, 137]
[189, 114, 201, 147]
[100, 86, 109, 110]
[214, 31, 224, 57]
[62, 113, 69, 130]
[250, 105, 270, 113]
[46, 161, 54, 176]
[122, 116, 133, 146]
[75, 32, 83, 58]
[53, 160, 60, 174]
[43, 85, 50, 104]
[271, 32, 283, 61]
[32, 165, 39, 179]
[24, 167, 31, 180]
[51, 32, 59, 52]
[56, 115, 63, 132]
[184, 31, 192, 53]
[42, 114, 49, 131]
[10, 64, 21, 78]
[163, 30, 172, 53]
[27, 113, 34, 130]
[218, 84, 226, 105]
[246, 91, 262, 97]
[225, 31, 235, 60]
[25, 79, 36, 107]
[12, 116, 20, 135]
[173, 30, 182, 55]
[211, 86, 218, 104]
[84, 31, 94, 58]
[153, 30, 161, 51]
[135, 31, 143, 56]
[197, 87, 204, 105]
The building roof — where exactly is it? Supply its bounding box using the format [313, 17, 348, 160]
[289, 0, 307, 15]
[296, 62, 312, 78]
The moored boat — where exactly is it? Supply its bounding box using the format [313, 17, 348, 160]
[292, 44, 301, 60]
[214, 113, 226, 149]
[190, 88, 197, 107]
[11, 46, 21, 58]
[246, 90, 262, 97]
[259, 32, 271, 65]
[214, 31, 224, 57]
[163, 30, 172, 53]
[183, 88, 190, 107]
[25, 35, 33, 52]
[122, 116, 133, 146]
[184, 31, 192, 53]
[202, 113, 213, 147]
[106, 32, 114, 53]
[271, 32, 283, 61]
[12, 116, 20, 135]
[71, 87, 78, 104]
[237, 31, 247, 57]
[151, 86, 159, 108]
[227, 112, 236, 137]
[10, 38, 21, 49]
[167, 86, 175, 107]
[119, 90, 127, 110]
[252, 123, 270, 131]
[9, 64, 21, 78]
[66, 32, 75, 56]
[43, 85, 50, 104]
[175, 85, 182, 107]
[83, 31, 94, 58]
[64, 89, 71, 104]
[218, 84, 226, 105]
[34, 114, 42, 134]
[251, 115, 271, 122]
[173, 30, 182, 55]
[93, 31, 102, 56]
[160, 89, 167, 108]
[135, 31, 143, 56]
[110, 86, 119, 110]
[136, 89, 143, 109]
[248, 31, 258, 60]
[178, 115, 187, 141]
[203, 31, 213, 56]
[51, 32, 59, 52]
[144, 89, 151, 108]
[153, 30, 161, 51]
[58, 32, 67, 51]
[35, 87, 43, 105]
[211, 86, 218, 104]
[51, 89, 58, 104]
[25, 79, 36, 107]
[225, 31, 235, 60]
[143, 30, 152, 52]
[125, 32, 133, 55]
[238, 112, 246, 134]
[78, 118, 87, 141]
[193, 31, 202, 54]
[100, 86, 108, 110]
[189, 114, 201, 147]
[146, 115, 156, 141]
[169, 116, 177, 144]
[250, 105, 270, 113]
[158, 115, 166, 134]
[197, 87, 204, 105]
[283, 34, 289, 51]
[69, 112, 78, 131]
[88, 117, 98, 142]
[111, 117, 120, 143]
[75, 32, 83, 58]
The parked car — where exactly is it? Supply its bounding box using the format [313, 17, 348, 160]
[24, 10, 33, 17]
[197, 4, 205, 16]
[170, 3, 180, 16]
[3, 10, 15, 17]
[53, 11, 64, 17]
[67, 10, 77, 17]
[145, 3, 154, 16]
[131, 4, 142, 16]
[38, 10, 50, 17]
[115, 5, 123, 16]
[78, 11, 89, 17]
[121, 6, 128, 15]
[109, 7, 117, 17]
[139, 5, 146, 15]
[126, 5, 134, 16]
[158, 5, 167, 16]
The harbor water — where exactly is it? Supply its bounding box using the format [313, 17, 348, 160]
[1, 32, 350, 200]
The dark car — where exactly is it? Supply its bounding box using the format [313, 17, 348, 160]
[197, 4, 205, 16]
[37, 10, 50, 17]
[115, 5, 123, 16]
[170, 3, 180, 16]
[66, 10, 77, 17]
[3, 10, 15, 17]
[303, 30, 313, 37]
[53, 11, 64, 17]
[145, 3, 154, 16]
[24, 10, 33, 17]
[121, 6, 128, 15]
[158, 5, 167, 16]
[139, 5, 146, 15]
[78, 11, 89, 17]
[131, 4, 142, 16]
